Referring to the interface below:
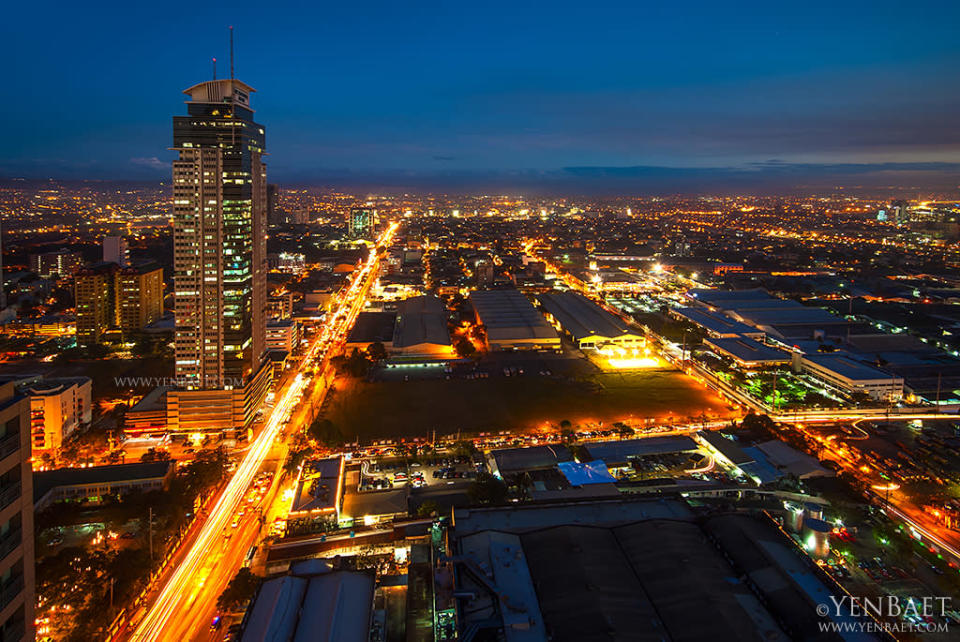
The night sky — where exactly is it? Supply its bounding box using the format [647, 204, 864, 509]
[4, 1, 960, 192]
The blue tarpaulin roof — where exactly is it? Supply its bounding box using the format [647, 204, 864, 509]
[558, 460, 617, 486]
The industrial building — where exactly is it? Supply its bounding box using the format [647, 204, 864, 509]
[240, 560, 374, 642]
[687, 288, 850, 341]
[800, 353, 904, 402]
[446, 499, 866, 641]
[469, 289, 560, 351]
[672, 307, 765, 340]
[537, 290, 644, 350]
[391, 295, 453, 358]
[703, 336, 792, 369]
[344, 296, 453, 359]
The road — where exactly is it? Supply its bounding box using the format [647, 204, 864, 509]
[126, 223, 397, 641]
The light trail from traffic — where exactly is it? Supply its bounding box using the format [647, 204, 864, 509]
[129, 222, 397, 641]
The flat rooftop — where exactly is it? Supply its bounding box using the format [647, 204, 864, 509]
[291, 457, 343, 515]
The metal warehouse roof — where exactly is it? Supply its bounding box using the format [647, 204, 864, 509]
[538, 291, 638, 341]
[469, 289, 559, 340]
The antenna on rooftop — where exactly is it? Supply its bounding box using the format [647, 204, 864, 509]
[212, 57, 217, 80]
[229, 26, 235, 80]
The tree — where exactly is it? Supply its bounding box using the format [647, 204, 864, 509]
[140, 448, 172, 463]
[454, 337, 476, 358]
[366, 341, 388, 362]
[417, 500, 441, 518]
[217, 568, 261, 613]
[308, 418, 345, 447]
[467, 472, 508, 505]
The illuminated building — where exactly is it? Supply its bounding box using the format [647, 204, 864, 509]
[116, 262, 164, 339]
[75, 262, 163, 345]
[469, 289, 560, 351]
[101, 235, 128, 266]
[170, 73, 271, 433]
[74, 263, 117, 347]
[21, 377, 92, 454]
[347, 207, 376, 240]
[0, 380, 35, 641]
[29, 249, 82, 279]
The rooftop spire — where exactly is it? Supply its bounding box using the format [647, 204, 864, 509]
[229, 26, 235, 80]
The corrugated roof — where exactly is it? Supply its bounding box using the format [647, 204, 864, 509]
[537, 291, 637, 341]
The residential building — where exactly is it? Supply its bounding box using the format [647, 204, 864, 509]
[102, 236, 128, 267]
[21, 377, 92, 454]
[74, 263, 117, 347]
[29, 250, 82, 279]
[75, 262, 164, 345]
[0, 380, 36, 641]
[116, 262, 164, 339]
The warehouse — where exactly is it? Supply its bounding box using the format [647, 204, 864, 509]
[469, 289, 560, 351]
[538, 291, 645, 350]
[703, 336, 792, 369]
[801, 354, 904, 402]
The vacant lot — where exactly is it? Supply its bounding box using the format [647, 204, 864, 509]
[323, 369, 736, 440]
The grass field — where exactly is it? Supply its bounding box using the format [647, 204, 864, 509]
[323, 369, 737, 440]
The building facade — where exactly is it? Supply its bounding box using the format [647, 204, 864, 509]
[74, 263, 117, 347]
[0, 381, 36, 641]
[102, 236, 128, 267]
[172, 77, 268, 392]
[116, 263, 164, 339]
[23, 377, 92, 455]
[171, 77, 272, 433]
[29, 250, 82, 279]
[75, 262, 163, 345]
[347, 207, 376, 240]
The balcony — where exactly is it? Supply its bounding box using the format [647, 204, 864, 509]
[0, 530, 21, 563]
[0, 484, 20, 513]
[0, 435, 18, 463]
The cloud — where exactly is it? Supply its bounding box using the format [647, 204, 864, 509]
[129, 156, 166, 171]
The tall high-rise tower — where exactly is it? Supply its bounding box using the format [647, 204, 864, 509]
[172, 77, 267, 391]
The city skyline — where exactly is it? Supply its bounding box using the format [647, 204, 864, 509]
[4, 1, 960, 192]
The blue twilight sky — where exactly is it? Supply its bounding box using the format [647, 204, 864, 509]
[3, 0, 960, 191]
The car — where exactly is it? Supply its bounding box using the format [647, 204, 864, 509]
[211, 616, 223, 630]
[231, 518, 240, 529]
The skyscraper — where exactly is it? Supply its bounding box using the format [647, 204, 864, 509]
[347, 207, 376, 240]
[172, 77, 267, 391]
[169, 72, 271, 435]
